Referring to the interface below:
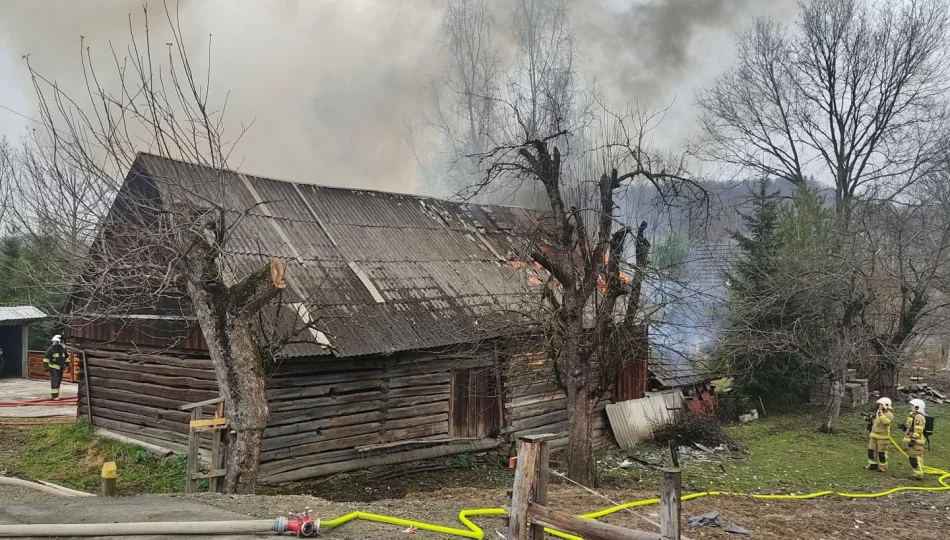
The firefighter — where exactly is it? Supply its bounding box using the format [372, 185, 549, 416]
[866, 397, 894, 472]
[903, 398, 928, 480]
[43, 335, 70, 400]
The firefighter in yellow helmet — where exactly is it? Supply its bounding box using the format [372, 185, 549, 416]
[903, 398, 928, 480]
[865, 397, 894, 472]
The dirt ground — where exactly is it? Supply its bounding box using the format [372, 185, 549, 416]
[194, 484, 950, 539]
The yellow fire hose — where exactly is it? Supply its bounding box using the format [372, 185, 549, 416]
[313, 435, 950, 540]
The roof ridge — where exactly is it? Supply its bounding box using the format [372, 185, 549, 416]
[135, 152, 537, 212]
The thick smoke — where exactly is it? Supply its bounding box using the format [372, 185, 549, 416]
[0, 0, 796, 193]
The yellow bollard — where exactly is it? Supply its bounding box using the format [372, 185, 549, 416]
[101, 461, 117, 497]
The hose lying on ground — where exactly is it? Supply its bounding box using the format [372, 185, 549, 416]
[0, 435, 946, 539]
[0, 476, 91, 498]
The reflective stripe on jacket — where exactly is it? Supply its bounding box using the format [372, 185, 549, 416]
[43, 344, 69, 371]
[903, 412, 926, 446]
[870, 410, 894, 440]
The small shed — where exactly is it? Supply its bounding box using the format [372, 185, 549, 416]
[0, 305, 48, 379]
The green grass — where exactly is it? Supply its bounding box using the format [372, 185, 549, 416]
[603, 404, 950, 494]
[0, 421, 200, 495]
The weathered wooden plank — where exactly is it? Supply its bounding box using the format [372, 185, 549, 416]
[270, 358, 386, 376]
[261, 422, 385, 453]
[266, 380, 384, 400]
[86, 365, 219, 390]
[265, 370, 385, 388]
[89, 405, 190, 437]
[509, 439, 540, 540]
[526, 503, 662, 540]
[264, 411, 384, 438]
[261, 438, 502, 484]
[385, 413, 448, 431]
[268, 390, 385, 413]
[88, 386, 188, 411]
[88, 397, 191, 424]
[388, 373, 451, 388]
[388, 393, 450, 409]
[91, 418, 191, 451]
[87, 356, 216, 381]
[387, 401, 449, 420]
[260, 432, 384, 462]
[383, 421, 448, 441]
[88, 375, 215, 403]
[267, 400, 384, 427]
[259, 447, 363, 475]
[510, 421, 570, 439]
[387, 384, 451, 399]
[85, 349, 213, 369]
[502, 409, 568, 434]
[660, 468, 682, 540]
[509, 397, 568, 420]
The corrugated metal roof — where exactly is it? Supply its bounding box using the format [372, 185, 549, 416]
[605, 390, 686, 449]
[0, 305, 48, 326]
[133, 153, 541, 358]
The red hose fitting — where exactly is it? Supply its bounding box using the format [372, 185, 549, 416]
[273, 509, 317, 537]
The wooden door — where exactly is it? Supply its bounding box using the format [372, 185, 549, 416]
[450, 367, 501, 438]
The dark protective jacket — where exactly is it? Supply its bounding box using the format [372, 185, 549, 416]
[43, 343, 69, 372]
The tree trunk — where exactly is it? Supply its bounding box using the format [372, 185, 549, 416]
[562, 331, 595, 487]
[877, 362, 898, 400]
[942, 335, 950, 371]
[566, 380, 594, 487]
[188, 285, 269, 493]
[823, 375, 845, 434]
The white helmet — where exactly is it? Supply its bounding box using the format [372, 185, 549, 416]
[51, 335, 62, 344]
[876, 397, 892, 408]
[910, 398, 926, 413]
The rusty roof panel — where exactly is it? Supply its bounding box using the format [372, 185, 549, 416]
[127, 153, 543, 358]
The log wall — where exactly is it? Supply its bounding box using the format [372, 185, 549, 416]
[259, 352, 495, 483]
[76, 348, 217, 453]
[503, 353, 610, 450]
[77, 344, 617, 484]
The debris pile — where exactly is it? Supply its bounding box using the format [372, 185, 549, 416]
[897, 382, 947, 405]
[650, 411, 747, 453]
[687, 510, 750, 535]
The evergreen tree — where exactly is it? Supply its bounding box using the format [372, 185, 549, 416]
[718, 180, 821, 406]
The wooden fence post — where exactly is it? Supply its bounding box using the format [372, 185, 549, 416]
[660, 467, 682, 540]
[528, 435, 555, 540]
[508, 438, 540, 540]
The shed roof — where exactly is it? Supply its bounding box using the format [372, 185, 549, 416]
[0, 305, 48, 326]
[124, 153, 543, 358]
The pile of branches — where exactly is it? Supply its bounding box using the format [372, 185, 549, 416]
[651, 410, 747, 453]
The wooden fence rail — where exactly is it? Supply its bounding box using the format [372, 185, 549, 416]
[508, 434, 681, 540]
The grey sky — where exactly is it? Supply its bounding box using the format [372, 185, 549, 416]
[0, 0, 798, 193]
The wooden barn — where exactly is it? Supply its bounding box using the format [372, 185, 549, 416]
[70, 153, 649, 483]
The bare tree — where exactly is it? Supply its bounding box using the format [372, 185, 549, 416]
[10, 4, 322, 493]
[424, 0, 501, 198]
[474, 96, 702, 485]
[699, 0, 950, 399]
[699, 0, 950, 211]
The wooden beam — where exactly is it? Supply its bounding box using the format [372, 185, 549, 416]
[185, 408, 200, 494]
[179, 396, 224, 411]
[508, 439, 540, 540]
[190, 468, 226, 480]
[527, 503, 663, 540]
[660, 468, 682, 540]
[530, 437, 552, 540]
[189, 417, 227, 428]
